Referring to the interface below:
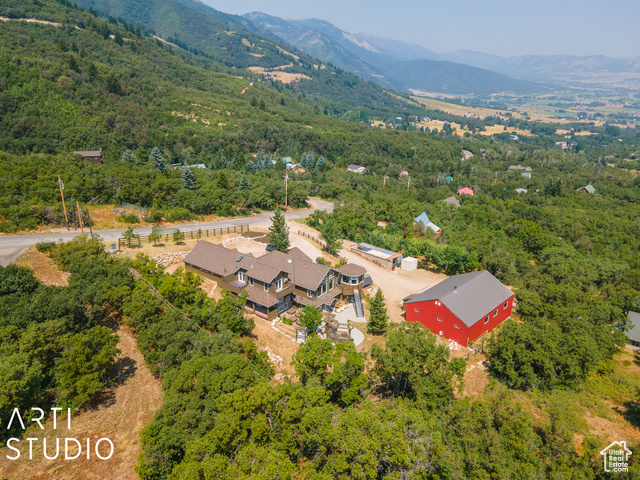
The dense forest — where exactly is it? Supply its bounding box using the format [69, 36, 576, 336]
[1, 0, 640, 478]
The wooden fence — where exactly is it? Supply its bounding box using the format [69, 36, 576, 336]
[117, 224, 249, 249]
[297, 229, 326, 247]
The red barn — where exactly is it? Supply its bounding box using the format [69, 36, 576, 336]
[403, 270, 513, 346]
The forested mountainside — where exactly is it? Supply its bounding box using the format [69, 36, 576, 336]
[1, 1, 640, 479]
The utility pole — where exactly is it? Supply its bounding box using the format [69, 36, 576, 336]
[85, 208, 94, 237]
[285, 174, 289, 209]
[407, 177, 411, 190]
[57, 176, 69, 230]
[77, 202, 84, 235]
[383, 175, 388, 188]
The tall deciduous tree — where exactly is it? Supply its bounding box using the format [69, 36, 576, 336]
[268, 209, 289, 253]
[320, 218, 342, 255]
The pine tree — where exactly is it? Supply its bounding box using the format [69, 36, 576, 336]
[180, 165, 195, 189]
[268, 209, 290, 253]
[315, 156, 326, 171]
[238, 174, 251, 192]
[367, 290, 389, 335]
[149, 147, 167, 172]
[120, 149, 136, 164]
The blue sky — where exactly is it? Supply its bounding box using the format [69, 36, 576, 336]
[202, 0, 640, 57]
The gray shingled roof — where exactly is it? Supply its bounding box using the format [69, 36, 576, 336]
[185, 241, 344, 292]
[244, 285, 279, 308]
[403, 270, 513, 328]
[338, 263, 367, 276]
[184, 241, 254, 277]
[626, 311, 640, 343]
[443, 196, 461, 207]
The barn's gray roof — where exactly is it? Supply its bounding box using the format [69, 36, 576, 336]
[403, 270, 513, 327]
[626, 311, 640, 343]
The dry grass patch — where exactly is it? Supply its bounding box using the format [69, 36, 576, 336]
[0, 327, 162, 480]
[16, 248, 68, 286]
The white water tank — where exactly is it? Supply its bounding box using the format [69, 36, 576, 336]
[401, 256, 418, 271]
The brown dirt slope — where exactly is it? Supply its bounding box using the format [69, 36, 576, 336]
[0, 327, 162, 480]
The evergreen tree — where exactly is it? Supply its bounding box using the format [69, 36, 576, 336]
[268, 209, 289, 253]
[149, 147, 167, 172]
[180, 165, 195, 189]
[120, 149, 136, 164]
[315, 156, 326, 171]
[238, 174, 251, 192]
[368, 290, 389, 335]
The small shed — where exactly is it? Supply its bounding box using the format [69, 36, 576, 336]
[73, 149, 104, 164]
[626, 311, 640, 347]
[401, 257, 418, 271]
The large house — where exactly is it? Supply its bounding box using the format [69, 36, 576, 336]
[184, 241, 367, 320]
[403, 270, 514, 346]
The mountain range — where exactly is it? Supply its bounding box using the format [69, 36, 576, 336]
[244, 13, 548, 95]
[245, 12, 640, 91]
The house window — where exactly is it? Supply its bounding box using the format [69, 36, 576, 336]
[307, 289, 313, 298]
[237, 271, 245, 283]
[329, 279, 334, 290]
[437, 317, 443, 322]
[264, 282, 269, 291]
[484, 316, 490, 325]
[342, 275, 349, 284]
[276, 279, 283, 291]
[248, 277, 254, 286]
[350, 276, 358, 285]
[493, 309, 498, 317]
[454, 324, 460, 329]
[414, 308, 420, 313]
[318, 283, 327, 297]
[503, 301, 509, 309]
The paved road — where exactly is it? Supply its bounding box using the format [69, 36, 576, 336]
[0, 199, 334, 266]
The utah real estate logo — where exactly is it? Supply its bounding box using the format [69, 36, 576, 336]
[600, 441, 632, 473]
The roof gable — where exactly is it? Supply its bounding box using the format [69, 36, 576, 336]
[404, 271, 513, 327]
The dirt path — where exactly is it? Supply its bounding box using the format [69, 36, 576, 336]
[0, 327, 163, 480]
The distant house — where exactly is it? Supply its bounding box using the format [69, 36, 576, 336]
[625, 311, 640, 347]
[170, 163, 184, 169]
[289, 164, 306, 174]
[508, 165, 532, 173]
[462, 150, 474, 160]
[73, 149, 103, 164]
[347, 164, 366, 174]
[403, 270, 514, 346]
[189, 163, 207, 169]
[555, 141, 568, 149]
[510, 134, 519, 141]
[577, 184, 597, 194]
[414, 212, 442, 237]
[399, 170, 409, 177]
[515, 188, 528, 194]
[438, 174, 453, 185]
[443, 196, 461, 208]
[457, 187, 474, 196]
[376, 220, 388, 228]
